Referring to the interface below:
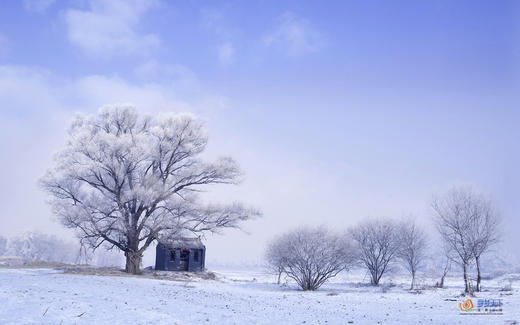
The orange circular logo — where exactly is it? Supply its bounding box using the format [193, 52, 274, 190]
[459, 299, 474, 311]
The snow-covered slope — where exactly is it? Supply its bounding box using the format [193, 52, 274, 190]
[0, 268, 518, 324]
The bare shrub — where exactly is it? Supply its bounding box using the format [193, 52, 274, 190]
[265, 227, 356, 291]
[350, 219, 399, 285]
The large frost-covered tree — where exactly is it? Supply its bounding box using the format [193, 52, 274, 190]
[41, 105, 259, 274]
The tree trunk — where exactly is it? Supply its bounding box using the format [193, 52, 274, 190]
[370, 269, 379, 285]
[277, 271, 281, 285]
[463, 262, 469, 293]
[475, 256, 481, 292]
[410, 271, 415, 290]
[125, 251, 142, 274]
[439, 257, 449, 288]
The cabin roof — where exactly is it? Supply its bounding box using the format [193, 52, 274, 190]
[158, 237, 205, 249]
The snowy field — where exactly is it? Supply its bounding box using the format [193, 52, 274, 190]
[0, 267, 518, 325]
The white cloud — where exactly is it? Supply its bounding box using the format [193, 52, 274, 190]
[0, 64, 227, 138]
[0, 66, 60, 114]
[70, 75, 194, 113]
[64, 0, 160, 58]
[23, 0, 56, 13]
[200, 8, 236, 65]
[200, 8, 231, 39]
[133, 60, 198, 87]
[218, 42, 234, 65]
[264, 12, 323, 56]
[133, 60, 162, 79]
[0, 66, 70, 238]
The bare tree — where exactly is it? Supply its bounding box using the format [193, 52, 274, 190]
[41, 105, 259, 274]
[432, 186, 498, 293]
[466, 192, 500, 292]
[266, 227, 356, 291]
[265, 236, 289, 284]
[397, 221, 427, 290]
[350, 219, 399, 285]
[435, 244, 454, 288]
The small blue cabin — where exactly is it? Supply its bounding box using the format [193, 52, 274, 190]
[155, 237, 205, 272]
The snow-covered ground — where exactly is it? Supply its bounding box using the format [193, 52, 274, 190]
[0, 267, 518, 324]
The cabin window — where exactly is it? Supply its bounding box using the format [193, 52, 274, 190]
[170, 250, 175, 261]
[194, 250, 199, 262]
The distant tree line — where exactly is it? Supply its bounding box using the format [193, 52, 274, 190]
[0, 231, 123, 266]
[266, 186, 499, 293]
[0, 231, 77, 263]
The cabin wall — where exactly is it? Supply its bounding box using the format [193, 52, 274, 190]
[187, 249, 205, 271]
[155, 243, 174, 270]
[155, 243, 205, 272]
[154, 244, 163, 270]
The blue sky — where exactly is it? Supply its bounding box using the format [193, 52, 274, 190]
[0, 0, 519, 265]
